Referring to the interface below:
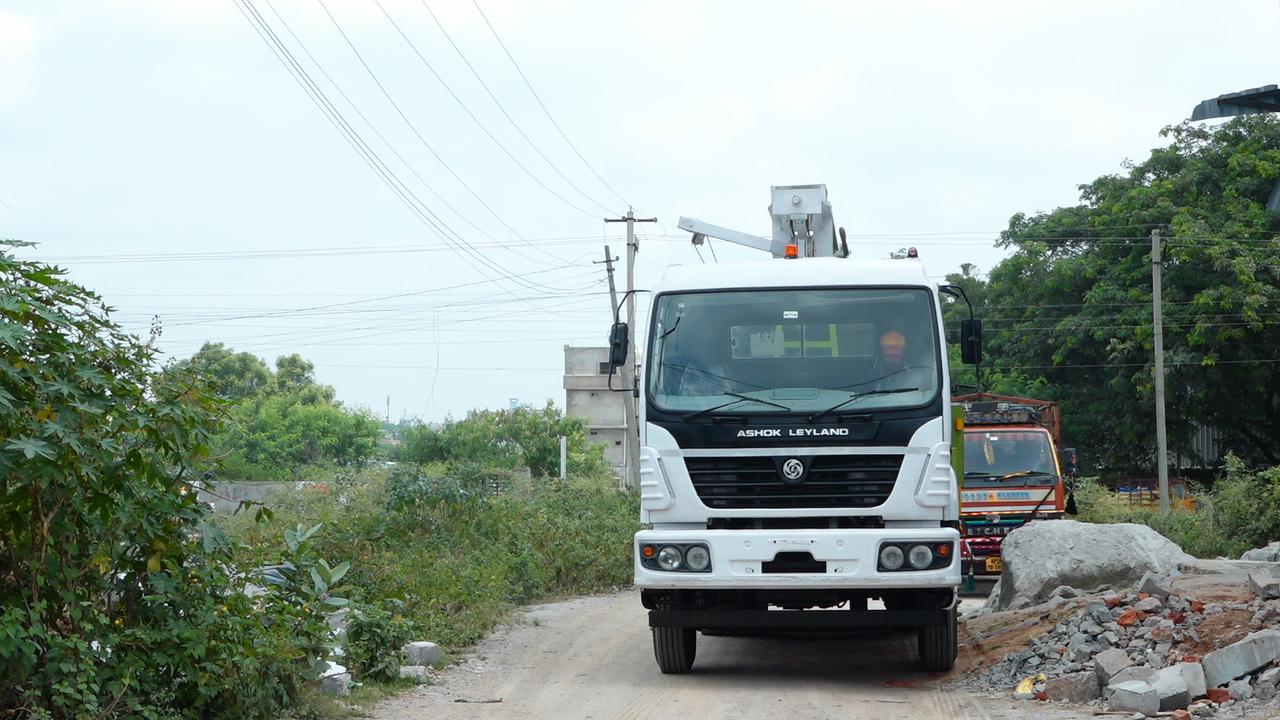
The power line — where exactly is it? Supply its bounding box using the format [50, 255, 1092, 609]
[470, 0, 631, 209]
[414, 0, 620, 215]
[373, 0, 611, 218]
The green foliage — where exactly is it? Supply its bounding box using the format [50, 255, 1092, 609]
[223, 465, 637, 651]
[398, 402, 608, 478]
[174, 343, 381, 480]
[0, 242, 346, 718]
[344, 600, 416, 683]
[951, 116, 1280, 470]
[1074, 457, 1280, 558]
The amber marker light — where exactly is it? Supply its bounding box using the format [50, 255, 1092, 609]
[937, 543, 951, 557]
[641, 545, 656, 559]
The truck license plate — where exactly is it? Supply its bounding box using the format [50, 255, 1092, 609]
[985, 557, 1002, 573]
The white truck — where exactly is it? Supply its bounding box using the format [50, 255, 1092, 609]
[608, 185, 980, 674]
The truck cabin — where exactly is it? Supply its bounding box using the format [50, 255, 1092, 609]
[960, 403, 1061, 488]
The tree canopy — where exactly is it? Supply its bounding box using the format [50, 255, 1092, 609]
[948, 116, 1280, 470]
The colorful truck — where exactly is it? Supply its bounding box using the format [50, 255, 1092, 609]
[952, 393, 1075, 577]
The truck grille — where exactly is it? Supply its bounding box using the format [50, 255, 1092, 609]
[685, 455, 903, 509]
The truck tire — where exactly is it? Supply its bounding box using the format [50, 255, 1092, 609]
[917, 606, 957, 672]
[652, 625, 696, 674]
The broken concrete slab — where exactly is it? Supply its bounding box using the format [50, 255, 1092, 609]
[1134, 596, 1164, 613]
[1106, 680, 1160, 716]
[402, 640, 444, 666]
[1202, 629, 1280, 688]
[1242, 541, 1280, 563]
[985, 520, 1191, 612]
[1227, 677, 1254, 700]
[1138, 571, 1172, 600]
[1095, 647, 1135, 684]
[1153, 665, 1191, 711]
[1043, 671, 1101, 703]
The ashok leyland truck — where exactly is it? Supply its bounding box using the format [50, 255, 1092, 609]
[607, 185, 981, 674]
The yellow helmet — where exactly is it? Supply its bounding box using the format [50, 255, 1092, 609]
[879, 331, 906, 349]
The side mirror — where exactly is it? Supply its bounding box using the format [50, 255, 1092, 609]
[1058, 447, 1078, 478]
[607, 322, 629, 371]
[960, 318, 983, 365]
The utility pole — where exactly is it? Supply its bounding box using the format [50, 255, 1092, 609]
[601, 245, 634, 489]
[1152, 228, 1170, 514]
[605, 210, 657, 491]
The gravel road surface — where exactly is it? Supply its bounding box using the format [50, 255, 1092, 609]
[372, 590, 1091, 720]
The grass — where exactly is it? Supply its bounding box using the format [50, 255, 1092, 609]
[221, 463, 639, 652]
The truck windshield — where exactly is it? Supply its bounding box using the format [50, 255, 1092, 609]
[963, 430, 1057, 478]
[647, 288, 941, 415]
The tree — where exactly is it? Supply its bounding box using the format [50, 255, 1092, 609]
[978, 116, 1280, 469]
[175, 341, 272, 401]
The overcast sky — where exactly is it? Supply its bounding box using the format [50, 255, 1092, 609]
[3, 1, 1278, 421]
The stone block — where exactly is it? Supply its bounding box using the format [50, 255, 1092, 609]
[399, 665, 429, 684]
[1106, 680, 1160, 716]
[1043, 671, 1101, 703]
[1250, 571, 1280, 600]
[1138, 571, 1172, 600]
[1134, 596, 1164, 613]
[1201, 629, 1280, 688]
[402, 640, 445, 666]
[1095, 647, 1135, 684]
[318, 672, 351, 696]
[1174, 661, 1207, 700]
[1153, 665, 1191, 711]
[1109, 665, 1158, 686]
[1227, 677, 1253, 700]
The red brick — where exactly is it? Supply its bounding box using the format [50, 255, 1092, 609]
[1207, 687, 1231, 704]
[1190, 599, 1205, 613]
[1105, 595, 1124, 609]
[1117, 609, 1141, 627]
[1170, 611, 1187, 625]
[1034, 691, 1048, 701]
[1171, 710, 1191, 720]
[1183, 654, 1200, 663]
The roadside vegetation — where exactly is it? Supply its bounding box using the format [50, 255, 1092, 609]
[1072, 456, 1280, 559]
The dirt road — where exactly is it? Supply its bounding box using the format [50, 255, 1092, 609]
[372, 591, 1089, 720]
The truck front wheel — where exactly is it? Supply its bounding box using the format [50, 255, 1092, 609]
[917, 606, 957, 672]
[652, 625, 696, 674]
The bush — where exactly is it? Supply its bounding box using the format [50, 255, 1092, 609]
[1073, 457, 1280, 559]
[223, 463, 638, 650]
[344, 600, 417, 683]
[0, 242, 347, 718]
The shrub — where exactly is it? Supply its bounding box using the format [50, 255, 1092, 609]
[344, 600, 417, 683]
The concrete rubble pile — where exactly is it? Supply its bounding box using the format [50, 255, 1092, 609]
[966, 568, 1280, 718]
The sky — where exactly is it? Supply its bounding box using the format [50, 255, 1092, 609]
[2, 1, 1279, 422]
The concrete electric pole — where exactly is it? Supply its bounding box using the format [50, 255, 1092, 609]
[1152, 228, 1170, 514]
[604, 210, 656, 490]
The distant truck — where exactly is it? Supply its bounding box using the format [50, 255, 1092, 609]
[952, 393, 1076, 577]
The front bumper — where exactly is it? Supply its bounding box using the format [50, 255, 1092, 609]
[634, 527, 961, 590]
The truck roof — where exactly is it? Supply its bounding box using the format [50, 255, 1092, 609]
[655, 257, 934, 294]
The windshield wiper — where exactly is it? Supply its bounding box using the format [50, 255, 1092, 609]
[807, 387, 918, 423]
[681, 392, 791, 421]
[964, 471, 996, 478]
[997, 470, 1058, 481]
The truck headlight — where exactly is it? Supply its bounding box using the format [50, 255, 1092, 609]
[879, 545, 904, 571]
[684, 545, 710, 572]
[908, 544, 934, 570]
[657, 545, 683, 571]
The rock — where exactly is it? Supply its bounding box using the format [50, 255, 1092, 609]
[1096, 647, 1136, 684]
[1050, 584, 1083, 599]
[1043, 671, 1101, 703]
[1258, 665, 1280, 689]
[1226, 677, 1253, 700]
[1139, 571, 1173, 601]
[1135, 596, 1164, 613]
[1118, 610, 1141, 627]
[401, 640, 445, 666]
[1153, 665, 1191, 711]
[1201, 630, 1280, 688]
[1110, 666, 1158, 686]
[399, 665, 430, 683]
[317, 661, 351, 696]
[1249, 571, 1280, 600]
[1173, 661, 1207, 700]
[1081, 621, 1105, 635]
[1106, 680, 1160, 716]
[1242, 541, 1280, 563]
[986, 520, 1191, 612]
[1170, 710, 1191, 720]
[1187, 701, 1213, 718]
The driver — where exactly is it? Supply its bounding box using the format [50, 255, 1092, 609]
[873, 330, 934, 392]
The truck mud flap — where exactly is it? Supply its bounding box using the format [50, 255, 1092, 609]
[649, 608, 951, 630]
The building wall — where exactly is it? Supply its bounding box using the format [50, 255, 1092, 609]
[563, 346, 627, 471]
